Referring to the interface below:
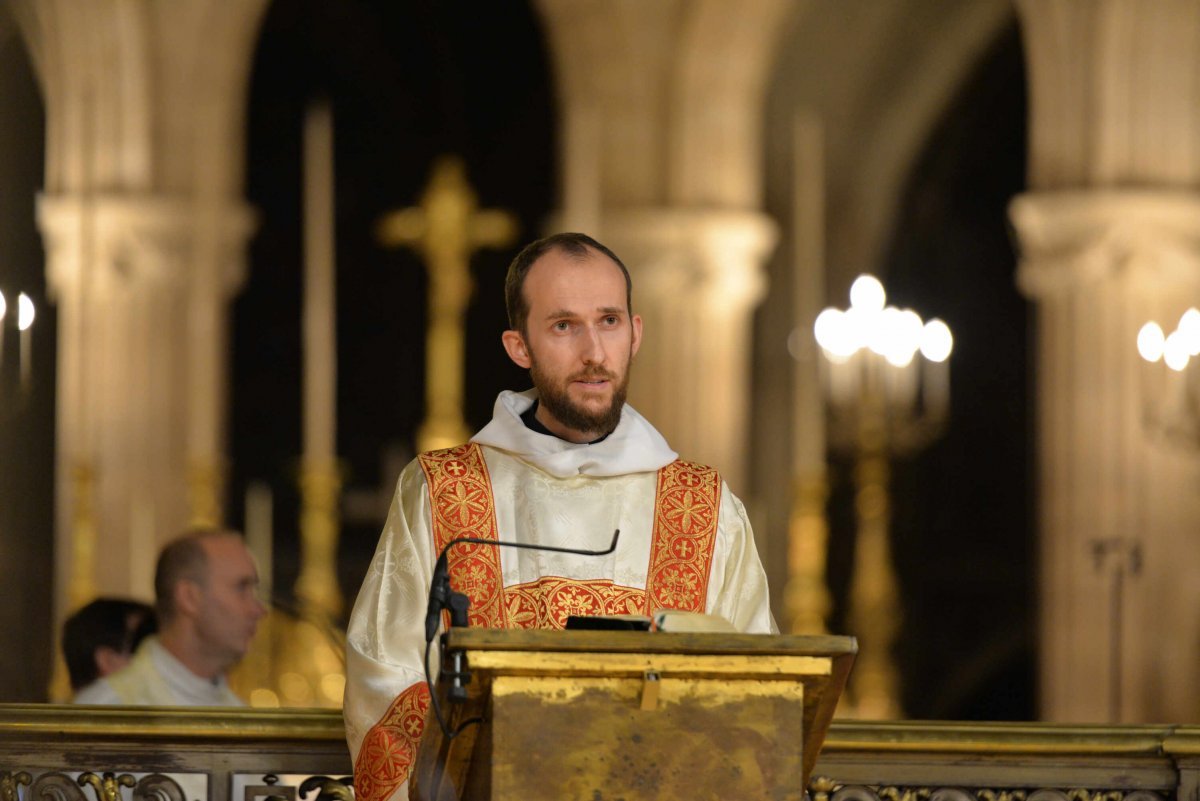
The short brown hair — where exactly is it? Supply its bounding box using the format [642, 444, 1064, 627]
[504, 232, 633, 334]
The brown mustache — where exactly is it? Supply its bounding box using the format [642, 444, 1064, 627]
[570, 368, 617, 383]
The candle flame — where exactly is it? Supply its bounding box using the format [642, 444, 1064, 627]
[17, 293, 34, 331]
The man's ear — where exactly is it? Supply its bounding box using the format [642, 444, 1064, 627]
[175, 578, 203, 618]
[94, 645, 126, 677]
[630, 313, 643, 359]
[502, 329, 532, 369]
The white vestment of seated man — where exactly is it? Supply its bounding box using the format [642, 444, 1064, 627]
[73, 635, 244, 706]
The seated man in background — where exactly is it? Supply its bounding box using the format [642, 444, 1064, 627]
[63, 597, 156, 701]
[75, 529, 267, 706]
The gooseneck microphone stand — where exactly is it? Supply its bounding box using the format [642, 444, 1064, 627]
[423, 529, 621, 739]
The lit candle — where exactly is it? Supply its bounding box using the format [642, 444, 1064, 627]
[130, 498, 156, 599]
[921, 356, 950, 420]
[0, 290, 7, 376]
[792, 113, 826, 474]
[245, 481, 274, 603]
[17, 293, 34, 394]
[303, 99, 336, 463]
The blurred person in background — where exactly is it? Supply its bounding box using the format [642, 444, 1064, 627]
[75, 529, 266, 706]
[63, 597, 157, 701]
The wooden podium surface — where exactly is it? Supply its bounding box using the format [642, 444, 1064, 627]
[412, 629, 856, 801]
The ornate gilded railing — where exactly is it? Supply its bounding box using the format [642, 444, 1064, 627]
[815, 721, 1200, 801]
[0, 706, 351, 801]
[1, 706, 1198, 801]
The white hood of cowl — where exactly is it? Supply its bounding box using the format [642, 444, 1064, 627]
[470, 389, 677, 478]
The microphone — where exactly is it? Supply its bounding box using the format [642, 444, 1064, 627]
[423, 528, 621, 739]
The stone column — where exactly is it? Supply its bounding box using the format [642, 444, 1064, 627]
[1012, 0, 1200, 723]
[536, 0, 793, 492]
[12, 0, 265, 616]
[603, 210, 773, 491]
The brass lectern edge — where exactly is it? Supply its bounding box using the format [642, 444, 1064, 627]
[446, 627, 858, 657]
[463, 650, 833, 678]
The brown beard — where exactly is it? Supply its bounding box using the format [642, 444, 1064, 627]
[529, 354, 630, 438]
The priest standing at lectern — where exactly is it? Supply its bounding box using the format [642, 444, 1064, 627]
[344, 232, 777, 801]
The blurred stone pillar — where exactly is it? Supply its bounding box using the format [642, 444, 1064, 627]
[12, 0, 266, 624]
[603, 210, 773, 490]
[1012, 0, 1200, 722]
[537, 0, 793, 492]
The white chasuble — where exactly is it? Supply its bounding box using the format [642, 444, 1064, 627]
[344, 391, 776, 801]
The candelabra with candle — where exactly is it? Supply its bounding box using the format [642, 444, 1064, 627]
[813, 274, 953, 718]
[1136, 309, 1200, 449]
[0, 288, 37, 415]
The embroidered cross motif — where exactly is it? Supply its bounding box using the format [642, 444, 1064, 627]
[420, 444, 507, 630]
[646, 460, 721, 613]
[355, 683, 430, 801]
[441, 482, 487, 526]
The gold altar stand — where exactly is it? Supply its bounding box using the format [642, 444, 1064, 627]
[411, 629, 857, 801]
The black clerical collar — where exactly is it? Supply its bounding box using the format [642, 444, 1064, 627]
[521, 400, 612, 445]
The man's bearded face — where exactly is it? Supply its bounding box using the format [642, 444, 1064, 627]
[501, 246, 643, 442]
[528, 341, 632, 438]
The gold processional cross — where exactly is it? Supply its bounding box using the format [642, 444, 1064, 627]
[377, 156, 518, 452]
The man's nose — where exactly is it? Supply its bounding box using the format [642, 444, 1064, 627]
[580, 325, 605, 363]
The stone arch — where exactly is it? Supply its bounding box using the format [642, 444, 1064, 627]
[670, 0, 792, 206]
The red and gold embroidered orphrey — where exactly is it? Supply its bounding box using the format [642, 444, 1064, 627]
[646, 459, 722, 613]
[506, 576, 647, 628]
[358, 445, 724, 796]
[420, 443, 723, 623]
[354, 682, 430, 801]
[418, 443, 507, 629]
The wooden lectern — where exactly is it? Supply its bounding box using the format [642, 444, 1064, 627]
[411, 629, 857, 801]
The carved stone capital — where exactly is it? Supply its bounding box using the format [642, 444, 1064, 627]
[596, 207, 777, 310]
[1010, 190, 1200, 299]
[36, 193, 257, 301]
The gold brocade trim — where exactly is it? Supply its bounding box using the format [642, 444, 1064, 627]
[354, 683, 430, 801]
[505, 577, 646, 629]
[646, 459, 721, 613]
[419, 443, 507, 629]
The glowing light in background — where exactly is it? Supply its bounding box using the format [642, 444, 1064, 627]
[17, 293, 34, 331]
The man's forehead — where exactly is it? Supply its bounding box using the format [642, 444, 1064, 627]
[525, 248, 627, 305]
[200, 533, 242, 555]
[200, 535, 256, 572]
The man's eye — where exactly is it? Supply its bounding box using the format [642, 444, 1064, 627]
[604, 316, 619, 325]
[553, 321, 570, 331]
